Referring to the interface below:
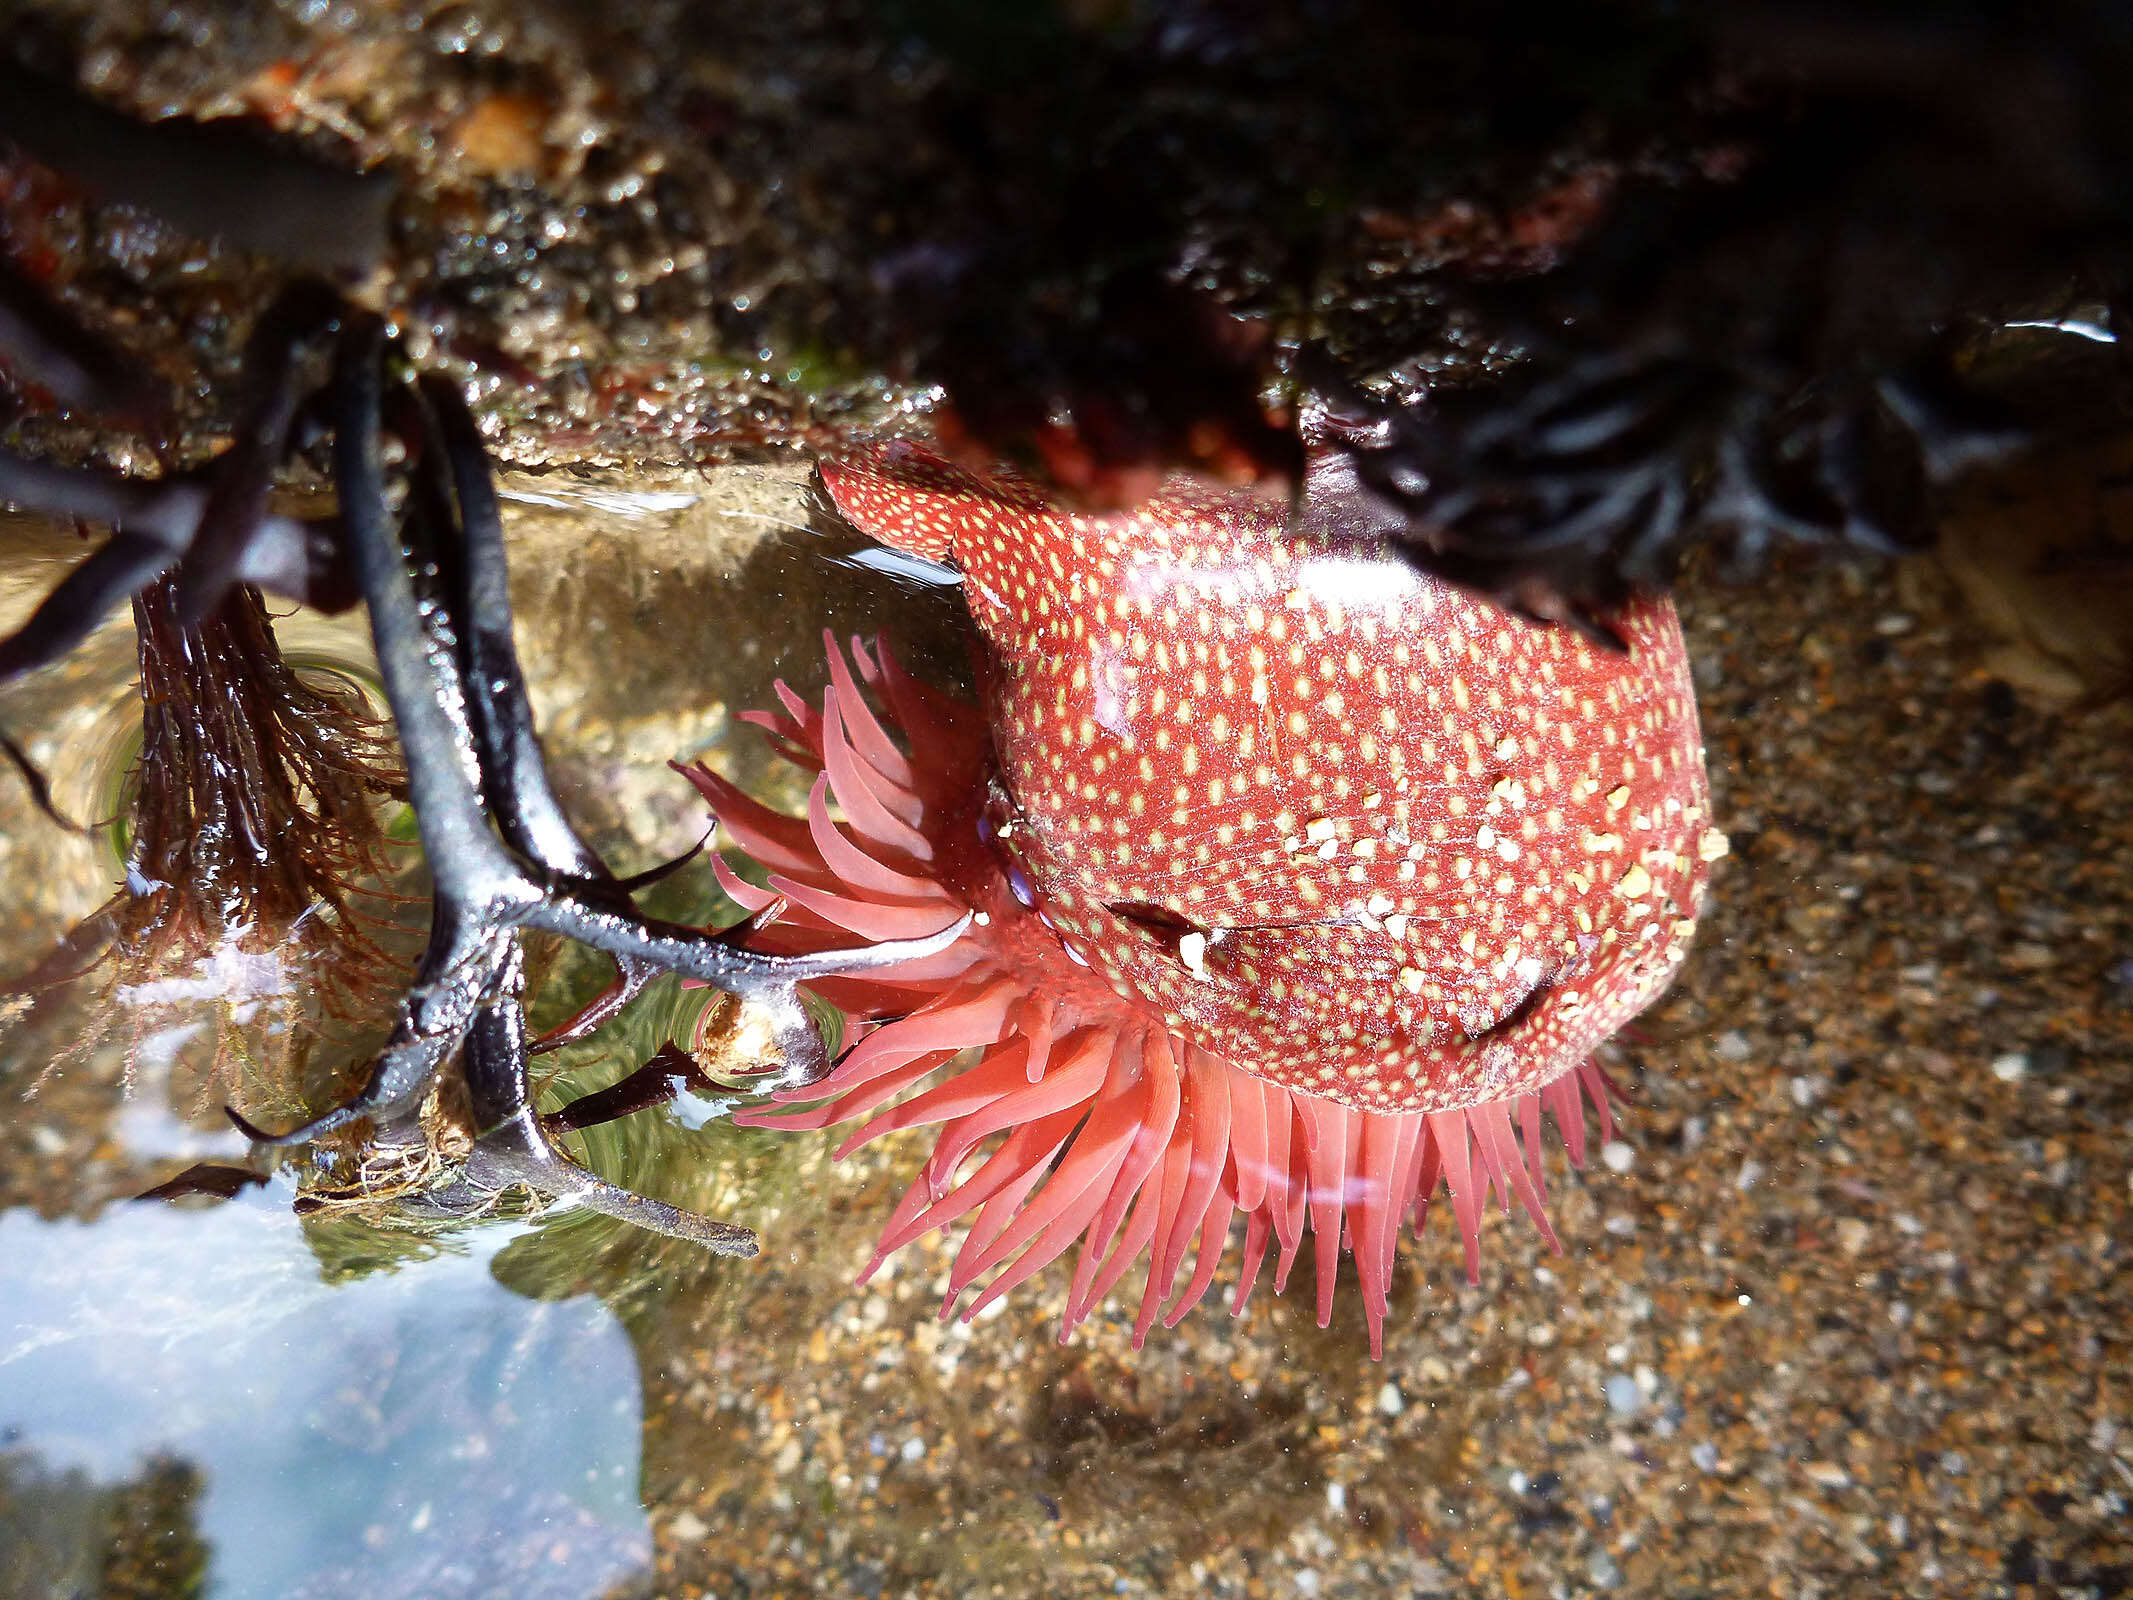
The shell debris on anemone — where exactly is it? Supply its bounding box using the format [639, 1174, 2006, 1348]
[679, 441, 1724, 1356]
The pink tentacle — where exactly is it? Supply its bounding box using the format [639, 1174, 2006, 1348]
[1127, 1119, 1200, 1344]
[1011, 995, 1057, 1085]
[1073, 1038, 1182, 1292]
[1064, 1064, 1176, 1329]
[1261, 1086, 1295, 1246]
[1408, 1123, 1445, 1241]
[1271, 1101, 1310, 1294]
[768, 872, 965, 943]
[1232, 1207, 1274, 1317]
[1543, 1070, 1587, 1168]
[821, 692, 933, 860]
[1227, 1073, 1272, 1214]
[1583, 1060, 1622, 1146]
[867, 639, 984, 794]
[950, 1060, 1120, 1287]
[1518, 1090, 1550, 1202]
[741, 1050, 956, 1133]
[1378, 1111, 1424, 1289]
[676, 761, 820, 878]
[1298, 1100, 1355, 1330]
[788, 976, 1019, 1100]
[1154, 1045, 1231, 1291]
[944, 1144, 1069, 1316]
[710, 854, 782, 915]
[741, 681, 823, 763]
[1428, 1107, 1486, 1287]
[854, 1178, 939, 1286]
[922, 1024, 1104, 1181]
[804, 968, 975, 1017]
[772, 678, 817, 732]
[1472, 1097, 1559, 1252]
[1161, 1188, 1238, 1334]
[823, 631, 921, 797]
[805, 775, 945, 902]
[872, 1107, 1085, 1270]
[1351, 1111, 1406, 1360]
[1075, 1161, 1166, 1339]
[828, 942, 985, 991]
[849, 1034, 1035, 1145]
[953, 1046, 1150, 1300]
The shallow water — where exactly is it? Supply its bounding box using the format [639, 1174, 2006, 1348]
[1, 467, 2130, 1600]
[0, 469, 972, 1598]
[2, 1198, 650, 1598]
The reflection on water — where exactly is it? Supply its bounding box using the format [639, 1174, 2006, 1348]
[0, 1448, 209, 1598]
[0, 1192, 651, 1598]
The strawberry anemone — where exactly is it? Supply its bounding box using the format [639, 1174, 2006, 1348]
[682, 635, 1655, 1357]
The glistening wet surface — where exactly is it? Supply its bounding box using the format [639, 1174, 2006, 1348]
[2, 465, 2130, 1600]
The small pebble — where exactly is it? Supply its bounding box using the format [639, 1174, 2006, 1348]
[1991, 1051, 2029, 1082]
[1604, 1375, 1643, 1416]
[448, 93, 552, 177]
[1376, 1382, 1404, 1417]
[1601, 1140, 1636, 1174]
[1691, 1442, 1720, 1473]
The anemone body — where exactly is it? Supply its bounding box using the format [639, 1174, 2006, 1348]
[686, 443, 1720, 1354]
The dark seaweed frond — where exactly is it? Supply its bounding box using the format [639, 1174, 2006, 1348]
[1300, 2, 2133, 619]
[116, 573, 408, 1017]
[3, 572, 414, 1128]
